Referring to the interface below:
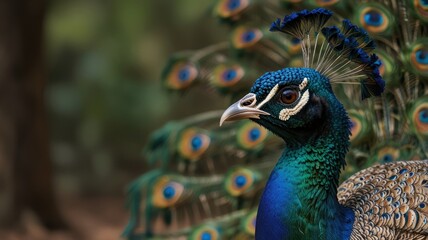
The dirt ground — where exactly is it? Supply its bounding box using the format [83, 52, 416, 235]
[0, 196, 129, 240]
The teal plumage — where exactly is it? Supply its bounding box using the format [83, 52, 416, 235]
[123, 1, 428, 239]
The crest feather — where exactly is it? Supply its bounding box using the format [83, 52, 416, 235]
[271, 8, 385, 99]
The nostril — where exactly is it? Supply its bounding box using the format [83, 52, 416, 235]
[239, 93, 257, 107]
[241, 99, 253, 106]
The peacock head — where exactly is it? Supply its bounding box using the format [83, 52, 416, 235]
[220, 67, 339, 143]
[220, 8, 385, 144]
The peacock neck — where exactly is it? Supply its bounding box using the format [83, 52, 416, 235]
[255, 98, 355, 239]
[281, 116, 350, 197]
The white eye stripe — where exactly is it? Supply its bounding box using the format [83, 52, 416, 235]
[256, 84, 279, 109]
[299, 78, 308, 90]
[279, 89, 310, 121]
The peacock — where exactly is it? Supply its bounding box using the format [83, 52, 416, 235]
[123, 0, 428, 239]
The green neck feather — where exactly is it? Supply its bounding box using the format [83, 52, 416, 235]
[285, 95, 350, 211]
[256, 96, 352, 239]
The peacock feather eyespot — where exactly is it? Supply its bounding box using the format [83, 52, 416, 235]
[236, 121, 268, 149]
[411, 0, 428, 22]
[419, 108, 428, 123]
[376, 146, 400, 164]
[374, 50, 399, 88]
[235, 175, 246, 187]
[407, 41, 428, 77]
[162, 59, 199, 90]
[231, 26, 263, 49]
[215, 0, 249, 19]
[363, 10, 384, 26]
[348, 110, 372, 145]
[225, 168, 255, 196]
[286, 37, 302, 55]
[178, 128, 211, 161]
[241, 209, 257, 236]
[152, 176, 184, 208]
[408, 97, 428, 136]
[190, 225, 220, 240]
[211, 63, 245, 87]
[355, 3, 394, 36]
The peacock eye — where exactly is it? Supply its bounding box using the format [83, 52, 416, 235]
[280, 88, 299, 105]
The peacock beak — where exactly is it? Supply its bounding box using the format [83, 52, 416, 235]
[219, 93, 270, 126]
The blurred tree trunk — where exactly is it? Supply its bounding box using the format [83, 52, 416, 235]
[0, 0, 65, 229]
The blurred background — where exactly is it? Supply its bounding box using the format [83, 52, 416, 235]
[0, 1, 230, 239]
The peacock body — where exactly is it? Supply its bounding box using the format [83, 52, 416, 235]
[123, 0, 428, 239]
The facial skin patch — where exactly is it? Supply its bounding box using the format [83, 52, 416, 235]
[256, 84, 279, 109]
[279, 89, 310, 121]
